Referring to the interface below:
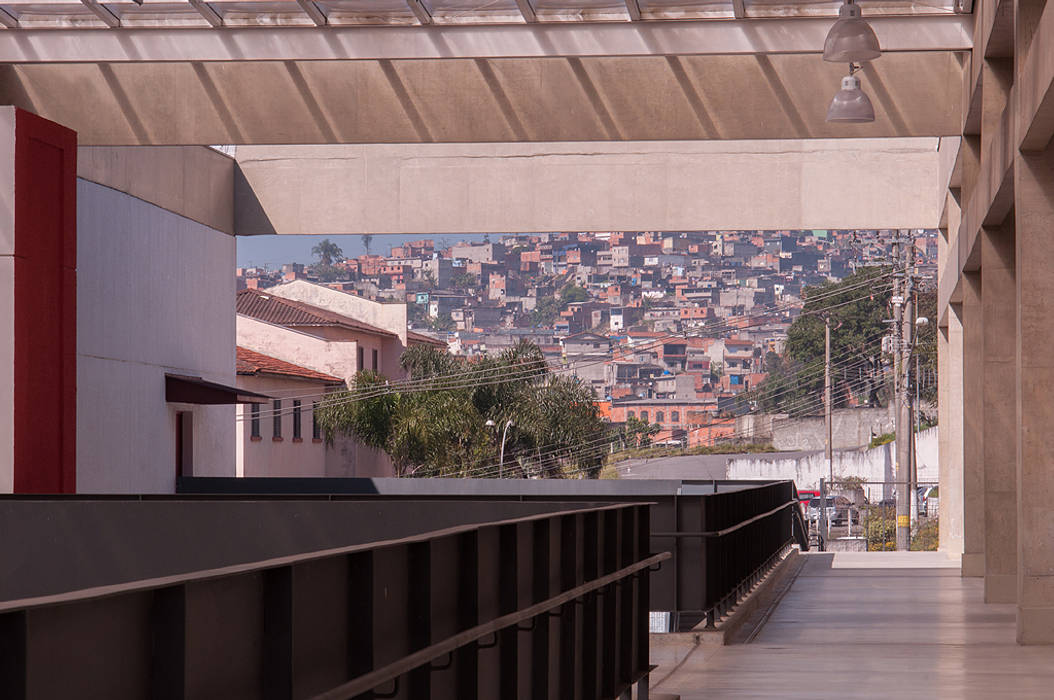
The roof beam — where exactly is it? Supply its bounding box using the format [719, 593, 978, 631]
[295, 0, 327, 26]
[81, 0, 119, 28]
[188, 0, 223, 27]
[404, 0, 432, 24]
[0, 16, 972, 62]
[624, 0, 641, 21]
[513, 0, 537, 23]
[731, 0, 746, 19]
[0, 8, 18, 28]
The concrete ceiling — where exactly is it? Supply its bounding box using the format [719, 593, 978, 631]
[0, 52, 965, 145]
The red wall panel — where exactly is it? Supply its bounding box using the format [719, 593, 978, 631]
[12, 109, 77, 493]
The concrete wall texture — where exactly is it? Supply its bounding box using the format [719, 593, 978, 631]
[76, 179, 236, 492]
[233, 139, 946, 236]
[735, 407, 897, 452]
[235, 375, 328, 478]
[728, 427, 938, 499]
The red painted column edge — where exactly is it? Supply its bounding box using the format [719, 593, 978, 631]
[13, 109, 77, 493]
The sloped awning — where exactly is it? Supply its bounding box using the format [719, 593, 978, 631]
[165, 374, 272, 405]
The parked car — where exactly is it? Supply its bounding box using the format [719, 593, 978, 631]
[807, 496, 851, 526]
[798, 489, 821, 516]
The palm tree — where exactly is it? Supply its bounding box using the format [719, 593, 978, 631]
[311, 239, 344, 266]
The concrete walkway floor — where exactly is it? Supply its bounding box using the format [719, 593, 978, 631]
[649, 551, 1054, 699]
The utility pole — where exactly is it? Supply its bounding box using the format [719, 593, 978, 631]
[817, 316, 833, 548]
[894, 233, 914, 550]
[825, 314, 833, 491]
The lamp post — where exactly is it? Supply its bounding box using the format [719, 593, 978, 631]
[486, 419, 514, 478]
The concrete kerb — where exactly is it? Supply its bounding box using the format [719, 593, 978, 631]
[650, 548, 805, 649]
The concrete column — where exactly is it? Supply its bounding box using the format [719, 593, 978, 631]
[981, 224, 1017, 603]
[1014, 149, 1054, 643]
[961, 270, 984, 577]
[938, 303, 965, 555]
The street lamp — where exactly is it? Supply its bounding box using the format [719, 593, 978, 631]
[823, 0, 881, 63]
[486, 419, 514, 478]
[827, 67, 875, 123]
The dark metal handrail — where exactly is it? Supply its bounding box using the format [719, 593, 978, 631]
[313, 552, 670, 700]
[651, 498, 802, 539]
[1, 500, 660, 700]
[0, 501, 637, 614]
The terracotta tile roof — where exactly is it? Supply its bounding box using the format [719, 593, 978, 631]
[406, 330, 447, 348]
[236, 347, 344, 383]
[236, 288, 397, 338]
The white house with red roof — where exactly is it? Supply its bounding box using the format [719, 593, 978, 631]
[235, 347, 344, 478]
[235, 282, 447, 477]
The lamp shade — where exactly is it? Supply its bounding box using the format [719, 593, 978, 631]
[823, 2, 881, 63]
[826, 74, 875, 123]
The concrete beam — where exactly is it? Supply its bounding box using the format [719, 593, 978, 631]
[77, 146, 236, 234]
[0, 17, 972, 63]
[955, 99, 1013, 281]
[1017, 0, 1054, 151]
[232, 139, 944, 236]
[0, 53, 964, 145]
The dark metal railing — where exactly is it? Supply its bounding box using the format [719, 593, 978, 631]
[0, 502, 664, 700]
[649, 480, 808, 630]
[174, 477, 810, 633]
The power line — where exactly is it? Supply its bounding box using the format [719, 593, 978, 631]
[453, 352, 887, 480]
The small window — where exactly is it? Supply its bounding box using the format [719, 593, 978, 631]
[640, 411, 649, 423]
[312, 402, 321, 441]
[671, 411, 680, 423]
[372, 348, 378, 371]
[250, 403, 261, 439]
[357, 347, 364, 371]
[293, 400, 302, 440]
[273, 400, 282, 439]
[628, 411, 635, 419]
[656, 411, 664, 423]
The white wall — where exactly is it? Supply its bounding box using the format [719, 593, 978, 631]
[77, 179, 235, 493]
[236, 316, 394, 477]
[267, 280, 407, 341]
[237, 316, 359, 382]
[728, 427, 939, 501]
[235, 375, 329, 478]
[266, 280, 407, 377]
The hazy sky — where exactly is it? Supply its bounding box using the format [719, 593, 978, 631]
[236, 233, 496, 269]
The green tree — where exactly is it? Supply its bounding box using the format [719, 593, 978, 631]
[450, 271, 476, 293]
[913, 287, 938, 404]
[316, 342, 609, 478]
[531, 296, 561, 327]
[788, 267, 890, 410]
[751, 268, 892, 415]
[313, 264, 344, 283]
[430, 312, 456, 332]
[623, 415, 660, 447]
[311, 239, 344, 266]
[560, 283, 590, 304]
